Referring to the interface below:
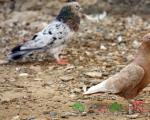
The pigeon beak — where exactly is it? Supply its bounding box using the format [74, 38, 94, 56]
[79, 8, 86, 19]
[79, 7, 83, 12]
[80, 8, 85, 15]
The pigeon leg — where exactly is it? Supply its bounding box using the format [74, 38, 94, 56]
[131, 100, 145, 113]
[128, 100, 145, 114]
[56, 56, 69, 65]
[128, 100, 134, 114]
[51, 46, 69, 65]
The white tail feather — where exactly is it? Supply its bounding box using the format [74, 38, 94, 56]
[84, 80, 108, 95]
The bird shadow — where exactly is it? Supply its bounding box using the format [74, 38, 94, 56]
[2, 59, 55, 66]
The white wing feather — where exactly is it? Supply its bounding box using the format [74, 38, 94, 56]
[20, 21, 73, 50]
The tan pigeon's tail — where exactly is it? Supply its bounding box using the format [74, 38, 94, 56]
[84, 80, 108, 95]
[84, 63, 144, 98]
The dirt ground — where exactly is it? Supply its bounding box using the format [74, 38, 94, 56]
[0, 0, 150, 120]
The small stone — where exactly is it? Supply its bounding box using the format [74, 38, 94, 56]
[100, 45, 107, 50]
[0, 59, 9, 65]
[87, 109, 95, 113]
[15, 67, 21, 71]
[61, 114, 69, 119]
[69, 94, 76, 98]
[103, 72, 109, 76]
[49, 111, 57, 118]
[117, 36, 123, 43]
[132, 40, 141, 49]
[65, 65, 75, 71]
[127, 54, 134, 61]
[19, 73, 29, 77]
[59, 75, 74, 82]
[126, 113, 140, 119]
[61, 112, 78, 118]
[9, 78, 16, 82]
[73, 88, 81, 93]
[83, 85, 87, 93]
[81, 112, 87, 116]
[84, 72, 102, 78]
[34, 78, 42, 81]
[48, 66, 55, 71]
[26, 116, 36, 120]
[90, 79, 100, 86]
[128, 104, 133, 115]
[111, 96, 116, 100]
[30, 65, 41, 72]
[0, 79, 6, 83]
[11, 116, 20, 120]
[53, 96, 62, 102]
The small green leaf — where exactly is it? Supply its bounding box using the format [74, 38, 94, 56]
[72, 102, 85, 112]
[109, 102, 123, 112]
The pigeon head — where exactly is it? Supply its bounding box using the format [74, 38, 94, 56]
[139, 33, 150, 53]
[56, 2, 83, 31]
[143, 33, 150, 43]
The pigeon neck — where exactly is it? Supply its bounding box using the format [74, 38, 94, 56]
[140, 42, 150, 53]
[134, 42, 150, 66]
[56, 8, 80, 32]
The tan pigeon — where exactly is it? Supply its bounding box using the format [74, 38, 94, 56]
[84, 33, 150, 112]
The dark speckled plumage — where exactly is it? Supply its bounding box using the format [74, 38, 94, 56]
[56, 5, 80, 31]
[8, 2, 82, 62]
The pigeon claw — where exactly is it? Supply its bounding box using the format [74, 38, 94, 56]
[56, 58, 69, 65]
[130, 100, 145, 113]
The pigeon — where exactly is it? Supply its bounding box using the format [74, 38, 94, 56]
[8, 1, 83, 65]
[84, 33, 150, 113]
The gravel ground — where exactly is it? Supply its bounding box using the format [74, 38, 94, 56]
[0, 1, 150, 120]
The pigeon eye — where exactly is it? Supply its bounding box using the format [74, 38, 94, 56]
[75, 5, 80, 10]
[147, 37, 150, 40]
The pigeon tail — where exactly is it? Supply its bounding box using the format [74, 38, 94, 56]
[8, 44, 32, 60]
[84, 80, 108, 95]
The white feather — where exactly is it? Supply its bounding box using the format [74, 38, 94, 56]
[84, 80, 108, 94]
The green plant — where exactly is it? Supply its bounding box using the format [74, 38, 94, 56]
[109, 102, 123, 112]
[72, 102, 85, 112]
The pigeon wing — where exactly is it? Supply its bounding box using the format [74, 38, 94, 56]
[20, 21, 71, 51]
[84, 63, 145, 94]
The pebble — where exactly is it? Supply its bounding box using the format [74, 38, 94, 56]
[0, 79, 6, 83]
[117, 36, 123, 43]
[49, 111, 57, 118]
[34, 78, 42, 81]
[83, 85, 87, 93]
[84, 72, 102, 78]
[19, 73, 29, 77]
[127, 54, 134, 61]
[0, 59, 9, 65]
[26, 117, 36, 120]
[90, 79, 100, 86]
[69, 94, 76, 98]
[126, 113, 140, 119]
[81, 112, 87, 116]
[9, 78, 16, 82]
[11, 116, 20, 120]
[30, 65, 41, 72]
[73, 88, 81, 93]
[53, 96, 62, 102]
[59, 75, 74, 82]
[132, 40, 141, 49]
[61, 112, 78, 118]
[64, 65, 75, 71]
[100, 45, 107, 50]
